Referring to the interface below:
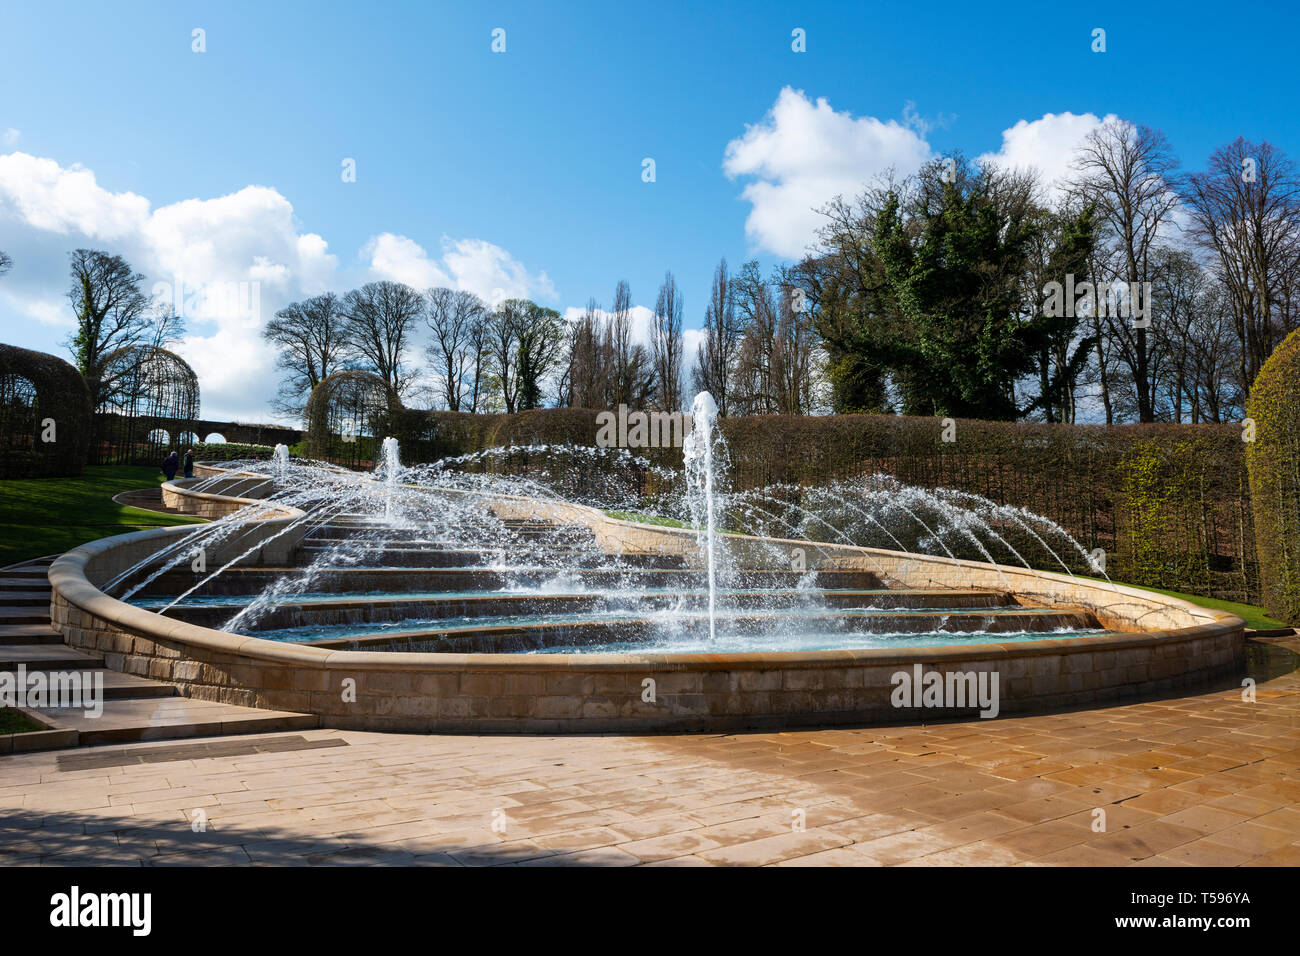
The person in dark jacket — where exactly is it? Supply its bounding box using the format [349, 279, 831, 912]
[162, 451, 179, 481]
[183, 449, 195, 478]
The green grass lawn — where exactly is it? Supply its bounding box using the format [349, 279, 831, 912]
[0, 707, 44, 734]
[1094, 581, 1288, 631]
[605, 510, 689, 529]
[0, 465, 207, 567]
[603, 510, 744, 534]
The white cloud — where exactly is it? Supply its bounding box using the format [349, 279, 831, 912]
[442, 237, 556, 305]
[3, 129, 19, 146]
[561, 304, 658, 348]
[723, 87, 932, 258]
[0, 152, 551, 422]
[365, 233, 555, 307]
[0, 152, 149, 239]
[978, 111, 1116, 197]
[1, 292, 68, 327]
[0, 153, 348, 420]
[362, 233, 451, 290]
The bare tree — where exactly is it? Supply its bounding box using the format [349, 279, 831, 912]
[459, 310, 486, 413]
[424, 288, 486, 411]
[693, 259, 739, 415]
[1187, 285, 1242, 422]
[262, 292, 352, 417]
[0, 250, 11, 277]
[651, 271, 684, 411]
[65, 249, 181, 412]
[609, 280, 636, 406]
[341, 281, 423, 397]
[732, 260, 781, 415]
[1180, 138, 1300, 392]
[771, 268, 818, 414]
[1068, 120, 1180, 422]
[483, 301, 522, 414]
[553, 318, 577, 408]
[566, 298, 609, 408]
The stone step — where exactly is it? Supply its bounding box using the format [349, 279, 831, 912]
[0, 577, 51, 591]
[0, 624, 64, 645]
[0, 643, 104, 670]
[26, 697, 318, 747]
[0, 592, 53, 606]
[98, 669, 180, 699]
[296, 545, 690, 570]
[0, 569, 51, 581]
[11, 668, 179, 701]
[304, 529, 596, 545]
[0, 608, 52, 625]
[130, 566, 890, 596]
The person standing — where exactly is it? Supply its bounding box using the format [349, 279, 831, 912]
[183, 448, 195, 479]
[162, 450, 179, 481]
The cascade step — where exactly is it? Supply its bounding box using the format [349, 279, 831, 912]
[158, 587, 1016, 630]
[296, 545, 690, 570]
[307, 606, 1104, 652]
[304, 528, 597, 544]
[129, 566, 892, 597]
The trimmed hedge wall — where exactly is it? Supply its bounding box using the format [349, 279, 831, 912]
[1246, 328, 1300, 624]
[0, 344, 91, 478]
[191, 442, 276, 462]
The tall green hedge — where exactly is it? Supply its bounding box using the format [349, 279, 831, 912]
[1246, 328, 1300, 624]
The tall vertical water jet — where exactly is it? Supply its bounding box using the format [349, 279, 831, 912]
[273, 443, 290, 480]
[380, 436, 401, 522]
[683, 391, 720, 642]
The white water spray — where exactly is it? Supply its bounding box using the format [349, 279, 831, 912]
[380, 436, 401, 522]
[273, 443, 290, 480]
[683, 391, 720, 642]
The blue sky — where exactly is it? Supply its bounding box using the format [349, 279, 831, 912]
[2, 0, 1298, 420]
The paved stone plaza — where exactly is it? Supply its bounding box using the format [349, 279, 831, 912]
[2, 635, 1297, 866]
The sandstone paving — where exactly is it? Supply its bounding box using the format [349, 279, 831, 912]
[0, 634, 1297, 866]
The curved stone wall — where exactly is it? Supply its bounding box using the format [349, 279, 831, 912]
[46, 470, 1247, 734]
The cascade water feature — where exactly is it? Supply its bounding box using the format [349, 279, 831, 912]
[683, 391, 721, 642]
[109, 427, 1115, 654]
[273, 443, 290, 479]
[380, 437, 401, 521]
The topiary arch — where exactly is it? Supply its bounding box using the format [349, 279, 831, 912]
[94, 346, 201, 465]
[0, 343, 91, 478]
[1246, 327, 1300, 625]
[303, 370, 399, 468]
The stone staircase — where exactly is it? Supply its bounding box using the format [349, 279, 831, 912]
[0, 555, 316, 751]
